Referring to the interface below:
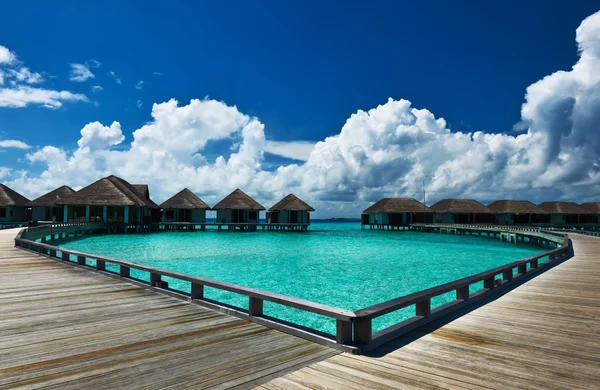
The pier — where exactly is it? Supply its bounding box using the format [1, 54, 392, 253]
[2, 226, 599, 388]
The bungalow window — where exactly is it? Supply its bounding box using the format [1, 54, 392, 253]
[166, 210, 175, 219]
[0, 208, 6, 218]
[248, 211, 257, 220]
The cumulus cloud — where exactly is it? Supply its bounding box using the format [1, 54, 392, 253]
[0, 44, 86, 109]
[0, 140, 30, 149]
[5, 11, 600, 216]
[91, 85, 103, 93]
[69, 63, 94, 82]
[135, 80, 145, 90]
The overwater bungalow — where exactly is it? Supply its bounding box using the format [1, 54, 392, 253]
[212, 189, 265, 225]
[538, 201, 593, 225]
[361, 198, 433, 229]
[0, 184, 30, 223]
[267, 194, 314, 228]
[487, 200, 550, 225]
[430, 199, 495, 224]
[159, 188, 210, 223]
[27, 185, 75, 222]
[580, 202, 600, 224]
[59, 175, 157, 226]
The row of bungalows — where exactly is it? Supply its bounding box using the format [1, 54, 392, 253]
[0, 175, 314, 231]
[361, 198, 600, 229]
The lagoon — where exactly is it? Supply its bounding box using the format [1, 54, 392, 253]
[55, 222, 543, 334]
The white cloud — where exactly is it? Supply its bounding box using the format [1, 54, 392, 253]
[0, 167, 10, 179]
[153, 71, 163, 76]
[0, 45, 86, 109]
[8, 67, 42, 84]
[136, 99, 142, 109]
[0, 45, 15, 64]
[264, 140, 315, 161]
[0, 86, 87, 108]
[135, 80, 145, 90]
[69, 63, 94, 82]
[91, 85, 103, 93]
[109, 71, 122, 84]
[5, 11, 600, 216]
[0, 140, 30, 149]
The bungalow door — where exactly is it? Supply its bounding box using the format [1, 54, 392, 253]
[290, 211, 298, 224]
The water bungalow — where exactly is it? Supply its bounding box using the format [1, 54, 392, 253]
[580, 202, 600, 224]
[361, 198, 433, 229]
[27, 185, 75, 222]
[538, 201, 593, 225]
[267, 194, 314, 230]
[159, 188, 210, 224]
[212, 189, 265, 229]
[430, 199, 495, 224]
[59, 175, 157, 229]
[487, 200, 550, 225]
[0, 184, 30, 223]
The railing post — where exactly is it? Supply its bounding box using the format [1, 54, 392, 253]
[354, 317, 372, 346]
[531, 259, 538, 269]
[190, 282, 204, 299]
[502, 269, 513, 282]
[62, 252, 69, 262]
[77, 255, 86, 265]
[120, 265, 130, 277]
[97, 259, 105, 271]
[518, 264, 527, 275]
[249, 297, 263, 316]
[484, 276, 495, 290]
[456, 286, 470, 301]
[49, 248, 56, 258]
[416, 298, 431, 317]
[150, 272, 161, 287]
[336, 319, 352, 345]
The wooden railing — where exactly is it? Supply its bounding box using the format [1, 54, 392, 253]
[13, 223, 571, 353]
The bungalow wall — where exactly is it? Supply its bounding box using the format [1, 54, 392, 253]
[270, 210, 309, 224]
[435, 213, 454, 224]
[0, 206, 28, 223]
[162, 209, 206, 223]
[551, 214, 565, 225]
[496, 213, 513, 225]
[32, 207, 66, 222]
[216, 209, 260, 223]
[367, 212, 431, 225]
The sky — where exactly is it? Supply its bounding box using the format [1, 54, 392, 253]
[1, 1, 600, 217]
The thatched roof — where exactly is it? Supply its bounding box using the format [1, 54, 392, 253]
[538, 201, 589, 215]
[60, 175, 157, 207]
[159, 188, 210, 210]
[0, 184, 30, 207]
[132, 184, 159, 208]
[212, 189, 265, 210]
[363, 198, 432, 214]
[132, 185, 150, 200]
[269, 194, 314, 212]
[430, 199, 494, 214]
[27, 186, 75, 207]
[487, 200, 548, 215]
[580, 202, 600, 214]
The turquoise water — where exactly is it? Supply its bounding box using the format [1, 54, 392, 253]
[55, 222, 543, 335]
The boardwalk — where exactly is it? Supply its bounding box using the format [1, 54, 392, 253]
[2, 229, 600, 389]
[259, 233, 600, 390]
[0, 229, 337, 389]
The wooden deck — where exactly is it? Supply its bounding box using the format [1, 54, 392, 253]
[0, 229, 337, 389]
[3, 229, 600, 389]
[259, 233, 600, 390]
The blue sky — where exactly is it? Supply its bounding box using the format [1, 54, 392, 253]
[1, 1, 600, 216]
